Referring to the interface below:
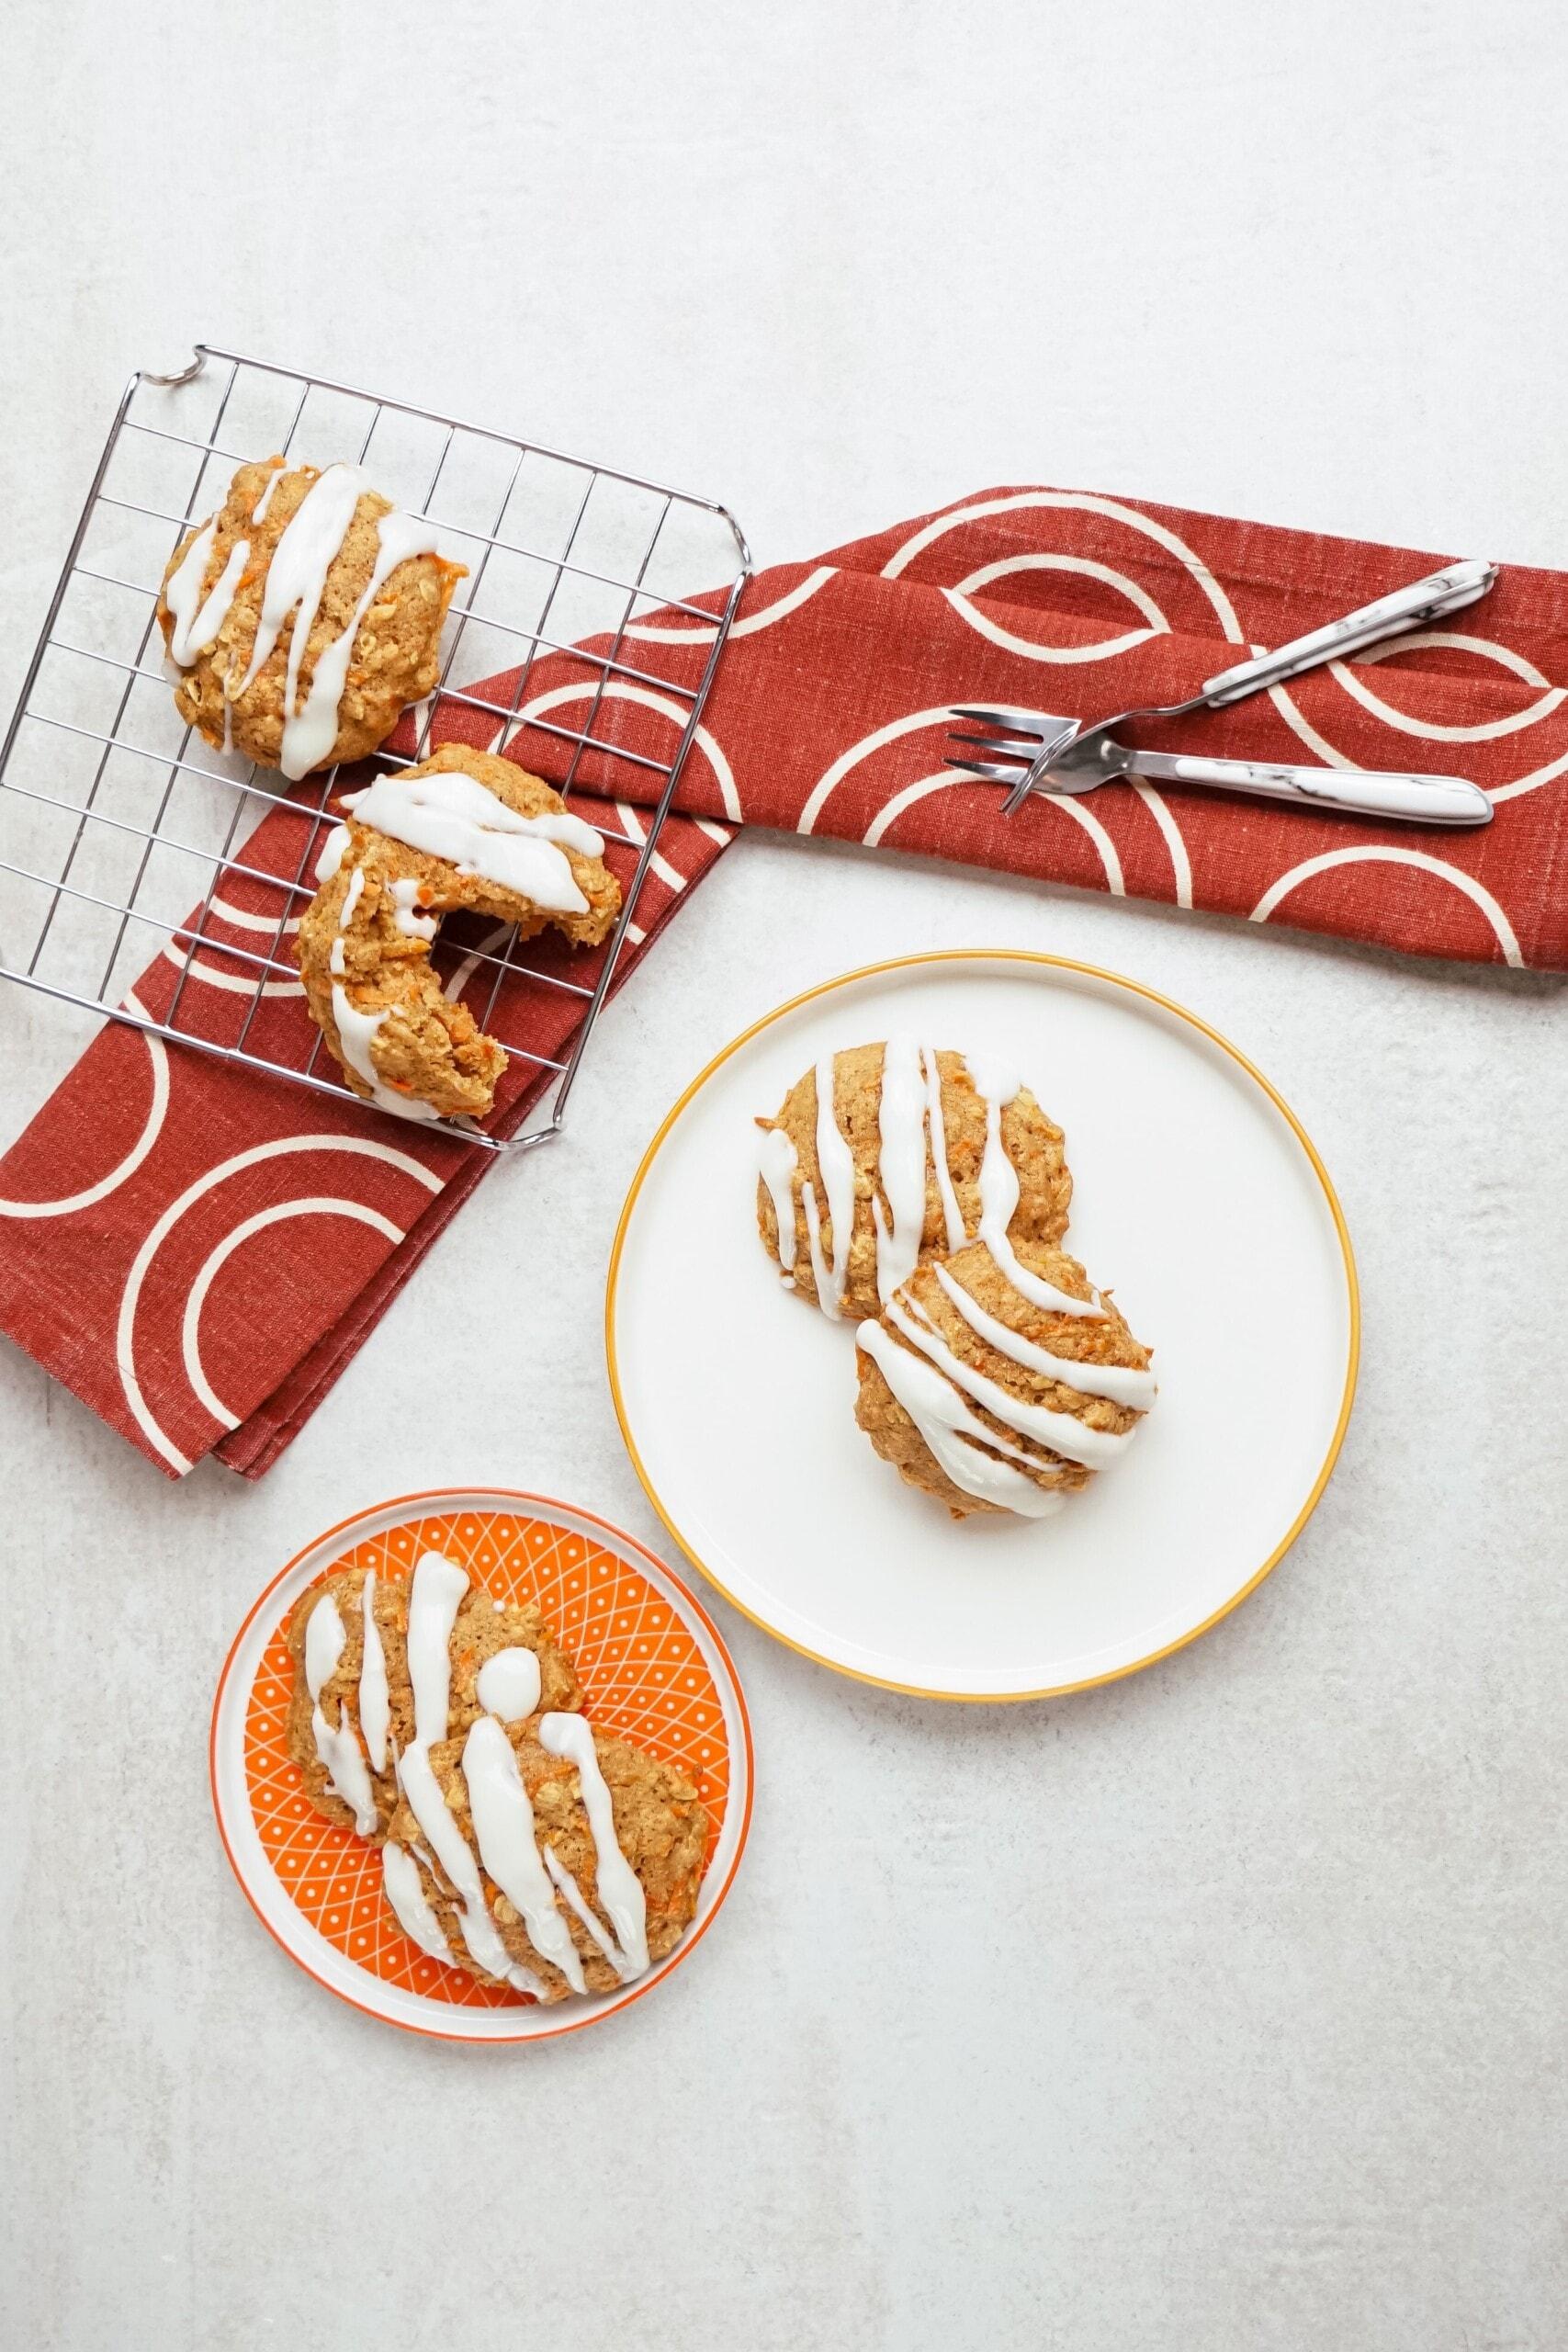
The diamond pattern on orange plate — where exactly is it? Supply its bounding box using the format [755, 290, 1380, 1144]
[243, 1510, 732, 2008]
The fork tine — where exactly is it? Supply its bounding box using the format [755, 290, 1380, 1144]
[950, 704, 1071, 736]
[949, 729, 1051, 760]
[947, 755, 1030, 784]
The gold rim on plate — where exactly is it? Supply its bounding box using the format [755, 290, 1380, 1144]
[605, 949, 1359, 1703]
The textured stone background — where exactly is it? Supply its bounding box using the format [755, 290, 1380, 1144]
[1, 4, 1564, 2346]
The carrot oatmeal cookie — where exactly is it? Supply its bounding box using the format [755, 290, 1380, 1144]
[854, 1234, 1156, 1520]
[384, 1710, 708, 2002]
[756, 1039, 1071, 1321]
[296, 743, 622, 1124]
[340, 1548, 708, 2000]
[157, 457, 465, 778]
[286, 1556, 581, 1841]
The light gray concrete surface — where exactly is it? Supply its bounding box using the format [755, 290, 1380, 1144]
[2, 5, 1566, 2346]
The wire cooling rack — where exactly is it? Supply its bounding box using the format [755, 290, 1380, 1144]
[0, 345, 751, 1150]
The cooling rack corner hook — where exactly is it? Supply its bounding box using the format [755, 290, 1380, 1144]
[141, 349, 209, 390]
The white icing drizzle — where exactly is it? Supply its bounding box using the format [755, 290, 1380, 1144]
[342, 768, 603, 913]
[389, 876, 438, 940]
[886, 1292, 1130, 1469]
[967, 1054, 1103, 1318]
[315, 822, 351, 883]
[872, 1033, 928, 1305]
[329, 938, 345, 977]
[165, 524, 252, 668]
[963, 1049, 1022, 1108]
[330, 983, 442, 1125]
[302, 1594, 378, 1836]
[802, 1053, 855, 1317]
[544, 1846, 636, 1976]
[757, 1126, 798, 1277]
[395, 1552, 543, 1996]
[311, 1714, 378, 1837]
[381, 1842, 455, 1962]
[338, 865, 365, 929]
[303, 1591, 346, 1699]
[856, 1317, 1065, 1518]
[474, 1645, 542, 1724]
[236, 462, 368, 707]
[283, 508, 442, 779]
[251, 463, 283, 523]
[164, 518, 215, 645]
[358, 1570, 390, 1775]
[399, 1743, 545, 1995]
[538, 1713, 651, 1980]
[406, 1549, 468, 1741]
[932, 1260, 1157, 1409]
[461, 1718, 588, 1995]
[923, 1046, 967, 1251]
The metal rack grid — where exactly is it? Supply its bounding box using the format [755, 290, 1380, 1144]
[0, 345, 752, 1150]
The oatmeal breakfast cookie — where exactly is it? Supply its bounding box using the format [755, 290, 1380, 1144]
[286, 1563, 581, 1841]
[853, 1235, 1156, 1521]
[385, 1713, 708, 2002]
[756, 1041, 1072, 1321]
[157, 457, 465, 778]
[296, 743, 622, 1124]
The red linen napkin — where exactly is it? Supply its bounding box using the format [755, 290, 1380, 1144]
[478, 485, 1568, 971]
[0, 789, 730, 1480]
[2, 481, 1563, 1480]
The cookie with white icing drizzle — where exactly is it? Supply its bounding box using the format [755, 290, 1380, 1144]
[157, 458, 466, 778]
[853, 1235, 1156, 1521]
[285, 1547, 711, 2005]
[755, 1038, 1071, 1322]
[296, 743, 622, 1124]
[384, 1709, 708, 2002]
[284, 1561, 581, 1843]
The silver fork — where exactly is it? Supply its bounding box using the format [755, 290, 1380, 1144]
[953, 555, 1498, 816]
[944, 722, 1492, 826]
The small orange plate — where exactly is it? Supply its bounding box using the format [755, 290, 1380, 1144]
[211, 1487, 753, 2041]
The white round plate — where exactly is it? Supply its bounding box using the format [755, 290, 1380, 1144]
[607, 951, 1357, 1702]
[210, 1487, 753, 2041]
